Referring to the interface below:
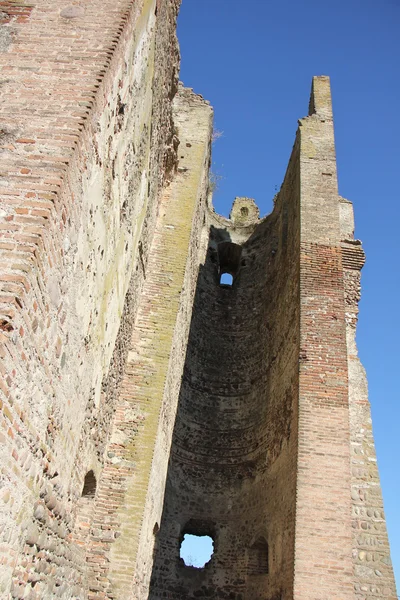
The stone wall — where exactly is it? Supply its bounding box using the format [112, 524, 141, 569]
[147, 77, 398, 600]
[0, 0, 182, 597]
[0, 3, 397, 596]
[340, 198, 397, 599]
[84, 86, 213, 600]
[148, 156, 301, 598]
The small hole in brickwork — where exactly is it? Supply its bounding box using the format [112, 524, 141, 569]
[81, 470, 96, 498]
[0, 319, 14, 332]
[220, 272, 233, 286]
[241, 206, 249, 217]
[180, 534, 214, 568]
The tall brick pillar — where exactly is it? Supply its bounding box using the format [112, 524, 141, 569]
[294, 76, 397, 600]
[294, 76, 354, 599]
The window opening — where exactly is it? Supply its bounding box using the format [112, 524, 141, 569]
[247, 537, 268, 575]
[241, 206, 249, 217]
[81, 470, 97, 498]
[180, 534, 214, 568]
[217, 241, 242, 287]
[220, 272, 233, 286]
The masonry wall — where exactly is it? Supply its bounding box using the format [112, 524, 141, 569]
[147, 77, 398, 600]
[339, 198, 397, 600]
[1, 5, 397, 597]
[148, 159, 301, 598]
[294, 77, 396, 600]
[0, 0, 182, 597]
[85, 86, 213, 600]
[294, 76, 354, 599]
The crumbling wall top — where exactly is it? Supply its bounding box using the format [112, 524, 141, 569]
[308, 75, 333, 120]
[229, 196, 259, 225]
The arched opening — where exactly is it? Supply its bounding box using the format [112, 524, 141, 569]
[81, 470, 97, 498]
[180, 533, 214, 568]
[217, 241, 242, 286]
[220, 272, 233, 286]
[247, 537, 269, 575]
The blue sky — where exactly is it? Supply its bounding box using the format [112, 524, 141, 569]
[177, 0, 399, 586]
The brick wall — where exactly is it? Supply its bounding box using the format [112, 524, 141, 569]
[85, 87, 213, 600]
[147, 77, 397, 600]
[294, 77, 353, 599]
[148, 149, 301, 598]
[340, 198, 397, 599]
[0, 6, 396, 596]
[294, 76, 397, 600]
[0, 0, 181, 597]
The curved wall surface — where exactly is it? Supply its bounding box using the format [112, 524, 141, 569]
[149, 142, 301, 599]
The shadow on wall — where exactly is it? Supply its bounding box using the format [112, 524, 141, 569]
[148, 189, 300, 600]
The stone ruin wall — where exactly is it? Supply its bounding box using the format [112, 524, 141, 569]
[147, 79, 397, 600]
[0, 2, 398, 600]
[340, 197, 396, 599]
[0, 0, 206, 597]
[148, 159, 301, 598]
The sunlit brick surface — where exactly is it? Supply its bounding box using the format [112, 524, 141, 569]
[0, 4, 396, 598]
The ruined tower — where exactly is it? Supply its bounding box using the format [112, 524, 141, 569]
[0, 1, 397, 599]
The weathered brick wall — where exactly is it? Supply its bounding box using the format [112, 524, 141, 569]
[339, 198, 397, 599]
[294, 76, 354, 599]
[0, 0, 181, 597]
[148, 152, 301, 598]
[147, 77, 397, 600]
[84, 86, 213, 600]
[1, 5, 396, 596]
[294, 77, 397, 600]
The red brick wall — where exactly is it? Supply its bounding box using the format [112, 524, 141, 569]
[294, 78, 353, 599]
[0, 0, 181, 597]
[1, 9, 397, 597]
[85, 88, 213, 600]
[340, 198, 398, 600]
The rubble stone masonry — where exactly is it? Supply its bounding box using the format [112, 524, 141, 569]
[0, 1, 397, 599]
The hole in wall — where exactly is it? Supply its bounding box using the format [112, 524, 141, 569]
[120, 199, 128, 221]
[241, 206, 249, 217]
[220, 272, 233, 286]
[180, 534, 214, 568]
[247, 537, 269, 575]
[217, 241, 242, 284]
[81, 470, 97, 498]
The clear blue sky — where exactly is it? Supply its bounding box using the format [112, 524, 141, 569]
[177, 0, 399, 586]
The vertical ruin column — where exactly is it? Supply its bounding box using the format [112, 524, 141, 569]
[340, 198, 397, 599]
[294, 76, 353, 599]
[87, 88, 213, 600]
